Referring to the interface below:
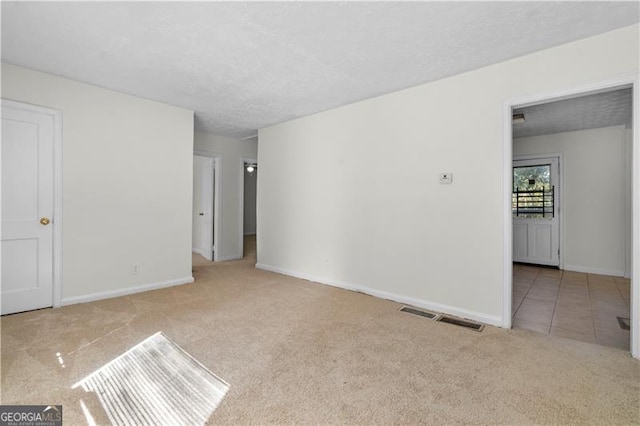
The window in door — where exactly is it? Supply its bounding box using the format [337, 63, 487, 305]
[512, 164, 554, 218]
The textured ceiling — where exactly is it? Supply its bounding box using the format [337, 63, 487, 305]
[513, 88, 633, 138]
[2, 2, 639, 139]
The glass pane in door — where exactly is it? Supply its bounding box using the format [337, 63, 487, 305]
[513, 164, 552, 217]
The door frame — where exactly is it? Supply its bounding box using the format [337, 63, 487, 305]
[239, 157, 257, 258]
[501, 73, 639, 358]
[2, 99, 63, 308]
[512, 153, 563, 268]
[193, 151, 221, 262]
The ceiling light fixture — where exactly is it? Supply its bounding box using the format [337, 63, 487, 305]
[512, 113, 526, 123]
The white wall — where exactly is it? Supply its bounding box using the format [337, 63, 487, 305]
[1, 63, 195, 303]
[514, 126, 629, 277]
[257, 24, 639, 325]
[243, 167, 257, 235]
[626, 128, 633, 278]
[194, 132, 257, 260]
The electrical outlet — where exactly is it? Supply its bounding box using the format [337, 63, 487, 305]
[439, 172, 453, 184]
[131, 265, 139, 275]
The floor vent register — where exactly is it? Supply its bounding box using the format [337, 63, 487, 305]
[399, 306, 484, 332]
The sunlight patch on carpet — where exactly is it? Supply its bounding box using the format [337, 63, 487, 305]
[73, 332, 229, 425]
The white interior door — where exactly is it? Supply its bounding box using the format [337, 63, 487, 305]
[1, 103, 55, 314]
[192, 156, 214, 260]
[513, 157, 560, 266]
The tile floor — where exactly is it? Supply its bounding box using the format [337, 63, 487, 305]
[512, 263, 631, 350]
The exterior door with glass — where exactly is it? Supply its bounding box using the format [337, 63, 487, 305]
[512, 157, 560, 266]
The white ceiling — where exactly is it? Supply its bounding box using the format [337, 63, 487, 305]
[2, 2, 639, 139]
[513, 88, 633, 139]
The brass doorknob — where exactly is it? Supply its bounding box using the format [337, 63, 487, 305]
[40, 217, 50, 226]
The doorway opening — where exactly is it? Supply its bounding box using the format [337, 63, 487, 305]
[240, 159, 257, 259]
[192, 153, 220, 262]
[503, 76, 638, 357]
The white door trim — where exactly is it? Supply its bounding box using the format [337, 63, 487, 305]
[193, 151, 222, 262]
[501, 72, 640, 359]
[513, 154, 563, 268]
[2, 98, 63, 308]
[239, 157, 257, 258]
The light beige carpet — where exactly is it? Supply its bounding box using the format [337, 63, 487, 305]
[1, 239, 639, 424]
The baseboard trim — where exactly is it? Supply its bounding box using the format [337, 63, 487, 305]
[61, 276, 195, 306]
[255, 263, 502, 327]
[563, 264, 624, 277]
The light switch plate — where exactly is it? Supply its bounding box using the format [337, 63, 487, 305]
[439, 173, 453, 184]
